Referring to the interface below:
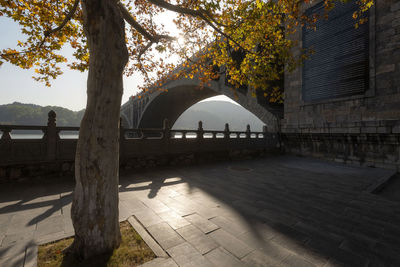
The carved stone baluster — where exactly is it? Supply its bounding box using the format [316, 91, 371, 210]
[46, 110, 57, 161]
[1, 128, 11, 141]
[163, 119, 170, 140]
[246, 124, 251, 138]
[224, 123, 230, 139]
[198, 121, 203, 140]
[119, 117, 125, 160]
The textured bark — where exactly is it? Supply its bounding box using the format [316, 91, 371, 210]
[69, 0, 128, 259]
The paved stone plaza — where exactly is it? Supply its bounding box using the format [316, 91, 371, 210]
[0, 156, 399, 267]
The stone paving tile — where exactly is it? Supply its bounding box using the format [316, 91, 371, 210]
[134, 209, 163, 228]
[121, 197, 148, 212]
[176, 224, 204, 240]
[166, 242, 213, 267]
[24, 245, 37, 267]
[1, 231, 34, 247]
[0, 214, 12, 238]
[207, 228, 253, 259]
[146, 222, 184, 250]
[61, 202, 71, 218]
[329, 248, 370, 267]
[176, 225, 218, 255]
[0, 239, 33, 260]
[119, 201, 132, 221]
[281, 254, 317, 267]
[159, 197, 196, 217]
[241, 249, 285, 267]
[237, 224, 280, 250]
[173, 194, 219, 209]
[183, 213, 219, 234]
[6, 214, 37, 235]
[158, 211, 191, 230]
[179, 194, 220, 208]
[204, 247, 244, 267]
[194, 206, 223, 220]
[62, 216, 74, 234]
[0, 251, 25, 267]
[142, 198, 171, 214]
[35, 230, 74, 246]
[186, 235, 219, 255]
[35, 215, 64, 237]
[140, 257, 178, 267]
[209, 216, 248, 236]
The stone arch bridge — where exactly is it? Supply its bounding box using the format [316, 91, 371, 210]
[121, 73, 283, 132]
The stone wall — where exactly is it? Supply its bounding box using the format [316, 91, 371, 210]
[0, 148, 273, 183]
[0, 114, 279, 182]
[282, 0, 400, 170]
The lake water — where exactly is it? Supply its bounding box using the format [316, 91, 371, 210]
[4, 133, 263, 140]
[7, 134, 79, 139]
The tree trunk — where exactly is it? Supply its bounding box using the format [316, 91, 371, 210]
[69, 0, 128, 259]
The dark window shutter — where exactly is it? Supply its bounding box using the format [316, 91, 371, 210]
[302, 1, 369, 102]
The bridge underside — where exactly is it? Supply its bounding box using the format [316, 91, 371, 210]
[122, 75, 282, 131]
[138, 85, 218, 128]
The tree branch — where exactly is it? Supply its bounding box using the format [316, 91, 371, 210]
[117, 2, 176, 61]
[39, 0, 80, 48]
[117, 1, 154, 41]
[147, 0, 202, 17]
[117, 2, 175, 42]
[1, 0, 80, 58]
[147, 0, 253, 54]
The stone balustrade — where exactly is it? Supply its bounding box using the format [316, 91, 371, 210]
[0, 111, 279, 181]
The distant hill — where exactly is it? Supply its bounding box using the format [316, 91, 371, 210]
[172, 101, 265, 131]
[0, 102, 84, 126]
[0, 101, 265, 131]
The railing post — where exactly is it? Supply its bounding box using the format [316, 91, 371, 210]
[246, 124, 251, 138]
[224, 123, 230, 139]
[163, 119, 171, 140]
[263, 125, 268, 146]
[46, 110, 57, 161]
[0, 127, 12, 163]
[1, 128, 11, 141]
[163, 119, 171, 156]
[198, 121, 204, 140]
[120, 117, 124, 162]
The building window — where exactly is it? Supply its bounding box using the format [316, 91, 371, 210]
[302, 1, 369, 102]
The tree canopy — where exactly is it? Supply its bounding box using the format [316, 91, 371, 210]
[0, 0, 373, 103]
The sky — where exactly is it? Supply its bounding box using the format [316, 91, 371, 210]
[0, 16, 235, 111]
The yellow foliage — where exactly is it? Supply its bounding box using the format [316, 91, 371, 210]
[0, 0, 373, 99]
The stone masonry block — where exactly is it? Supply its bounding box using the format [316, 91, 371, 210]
[377, 127, 391, 134]
[348, 127, 361, 134]
[392, 125, 400, 133]
[376, 64, 395, 75]
[391, 2, 400, 12]
[393, 18, 400, 28]
[361, 127, 378, 134]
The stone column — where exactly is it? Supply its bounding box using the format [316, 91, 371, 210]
[224, 123, 230, 139]
[46, 110, 57, 161]
[246, 124, 251, 138]
[197, 121, 204, 140]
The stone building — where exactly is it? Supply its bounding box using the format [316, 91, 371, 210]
[281, 0, 400, 170]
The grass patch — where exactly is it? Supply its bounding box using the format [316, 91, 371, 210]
[38, 221, 156, 267]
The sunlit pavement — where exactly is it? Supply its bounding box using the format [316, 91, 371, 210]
[1, 155, 399, 267]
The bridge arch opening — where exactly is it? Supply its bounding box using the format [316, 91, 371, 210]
[172, 95, 266, 131]
[122, 79, 280, 132]
[136, 85, 219, 129]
